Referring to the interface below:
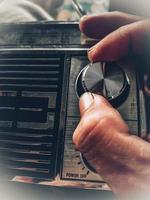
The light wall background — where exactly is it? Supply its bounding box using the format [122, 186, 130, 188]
[110, 0, 150, 17]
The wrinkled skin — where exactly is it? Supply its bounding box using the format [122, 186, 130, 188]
[73, 12, 150, 200]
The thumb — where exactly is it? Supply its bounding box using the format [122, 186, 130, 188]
[79, 92, 94, 116]
[79, 92, 112, 117]
[73, 92, 121, 148]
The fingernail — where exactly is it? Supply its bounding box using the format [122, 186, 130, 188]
[79, 15, 89, 31]
[87, 46, 96, 62]
[80, 15, 89, 22]
[88, 50, 93, 62]
[87, 46, 94, 52]
[80, 92, 94, 115]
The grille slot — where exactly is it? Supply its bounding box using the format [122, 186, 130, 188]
[0, 51, 64, 179]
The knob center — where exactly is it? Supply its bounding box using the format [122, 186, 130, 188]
[75, 62, 130, 107]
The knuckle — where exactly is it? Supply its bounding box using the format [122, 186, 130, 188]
[112, 11, 123, 16]
[74, 103, 125, 151]
[72, 132, 78, 147]
[81, 113, 91, 124]
[117, 25, 129, 38]
[73, 134, 82, 151]
[112, 11, 128, 19]
[74, 115, 99, 149]
[98, 115, 114, 130]
[73, 117, 92, 147]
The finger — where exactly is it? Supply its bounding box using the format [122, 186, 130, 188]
[79, 11, 145, 39]
[79, 92, 111, 117]
[73, 93, 113, 148]
[88, 20, 150, 62]
[79, 92, 94, 116]
[73, 93, 127, 150]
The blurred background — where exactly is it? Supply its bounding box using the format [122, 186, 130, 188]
[23, 0, 150, 20]
[0, 0, 110, 22]
[28, 0, 110, 20]
[0, 0, 149, 23]
[26, 0, 150, 20]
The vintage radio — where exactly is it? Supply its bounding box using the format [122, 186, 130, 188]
[0, 21, 147, 190]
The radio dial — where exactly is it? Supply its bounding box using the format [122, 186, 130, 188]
[76, 62, 130, 107]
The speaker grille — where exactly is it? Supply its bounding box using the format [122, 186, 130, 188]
[0, 51, 64, 179]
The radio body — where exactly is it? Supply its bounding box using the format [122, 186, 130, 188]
[0, 21, 147, 190]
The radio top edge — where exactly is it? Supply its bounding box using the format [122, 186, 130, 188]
[0, 21, 98, 50]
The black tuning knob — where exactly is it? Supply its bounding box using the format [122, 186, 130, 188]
[76, 62, 130, 107]
[80, 153, 97, 173]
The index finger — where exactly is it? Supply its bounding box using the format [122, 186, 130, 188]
[88, 20, 150, 62]
[79, 11, 145, 39]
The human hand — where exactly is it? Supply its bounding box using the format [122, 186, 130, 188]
[73, 12, 150, 199]
[79, 12, 150, 64]
[73, 93, 150, 200]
